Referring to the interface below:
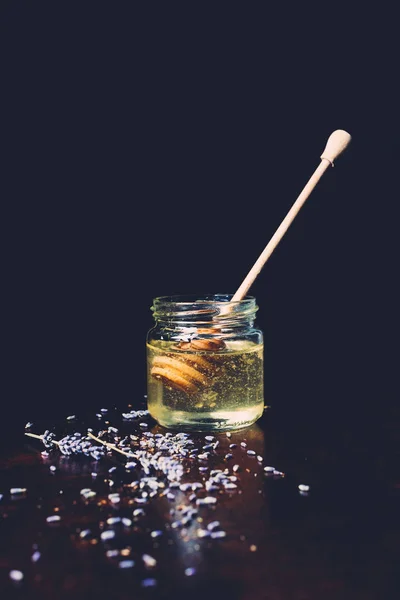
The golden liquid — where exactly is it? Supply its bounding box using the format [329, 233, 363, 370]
[147, 340, 264, 431]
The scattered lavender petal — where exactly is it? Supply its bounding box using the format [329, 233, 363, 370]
[211, 530, 227, 539]
[108, 494, 120, 503]
[207, 521, 220, 531]
[224, 483, 238, 490]
[142, 554, 157, 568]
[179, 483, 192, 492]
[196, 496, 217, 505]
[119, 560, 135, 569]
[79, 529, 91, 539]
[197, 529, 211, 538]
[46, 515, 61, 523]
[141, 578, 157, 588]
[10, 487, 27, 495]
[298, 484, 310, 492]
[191, 482, 203, 491]
[151, 530, 163, 538]
[197, 453, 209, 460]
[273, 470, 284, 477]
[100, 530, 116, 541]
[107, 517, 121, 525]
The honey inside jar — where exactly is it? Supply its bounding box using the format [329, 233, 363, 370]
[146, 295, 264, 431]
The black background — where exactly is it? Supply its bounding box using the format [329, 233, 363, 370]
[1, 2, 398, 436]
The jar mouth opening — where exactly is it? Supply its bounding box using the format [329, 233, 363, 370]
[153, 293, 255, 306]
[151, 294, 258, 324]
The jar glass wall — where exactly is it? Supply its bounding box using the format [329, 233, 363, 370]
[146, 294, 264, 431]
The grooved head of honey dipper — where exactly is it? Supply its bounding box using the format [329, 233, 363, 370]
[188, 339, 225, 351]
[176, 329, 226, 351]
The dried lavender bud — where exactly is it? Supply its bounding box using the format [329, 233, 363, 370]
[142, 554, 157, 568]
[10, 487, 27, 495]
[197, 529, 211, 538]
[119, 560, 135, 569]
[224, 483, 238, 490]
[42, 430, 56, 449]
[298, 484, 310, 492]
[106, 517, 121, 525]
[207, 520, 220, 531]
[211, 530, 227, 539]
[141, 578, 157, 588]
[196, 496, 217, 506]
[150, 530, 163, 538]
[79, 529, 91, 539]
[46, 515, 61, 523]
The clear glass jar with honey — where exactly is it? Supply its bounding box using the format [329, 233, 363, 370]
[146, 294, 264, 431]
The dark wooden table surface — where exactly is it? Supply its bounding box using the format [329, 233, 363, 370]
[1, 402, 399, 600]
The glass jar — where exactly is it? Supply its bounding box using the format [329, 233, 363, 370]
[146, 294, 264, 431]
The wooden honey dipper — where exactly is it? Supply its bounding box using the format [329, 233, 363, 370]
[151, 130, 352, 393]
[151, 327, 225, 394]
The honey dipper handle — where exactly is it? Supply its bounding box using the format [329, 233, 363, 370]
[231, 130, 351, 302]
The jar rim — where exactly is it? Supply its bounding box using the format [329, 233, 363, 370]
[151, 294, 258, 324]
[153, 293, 256, 306]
